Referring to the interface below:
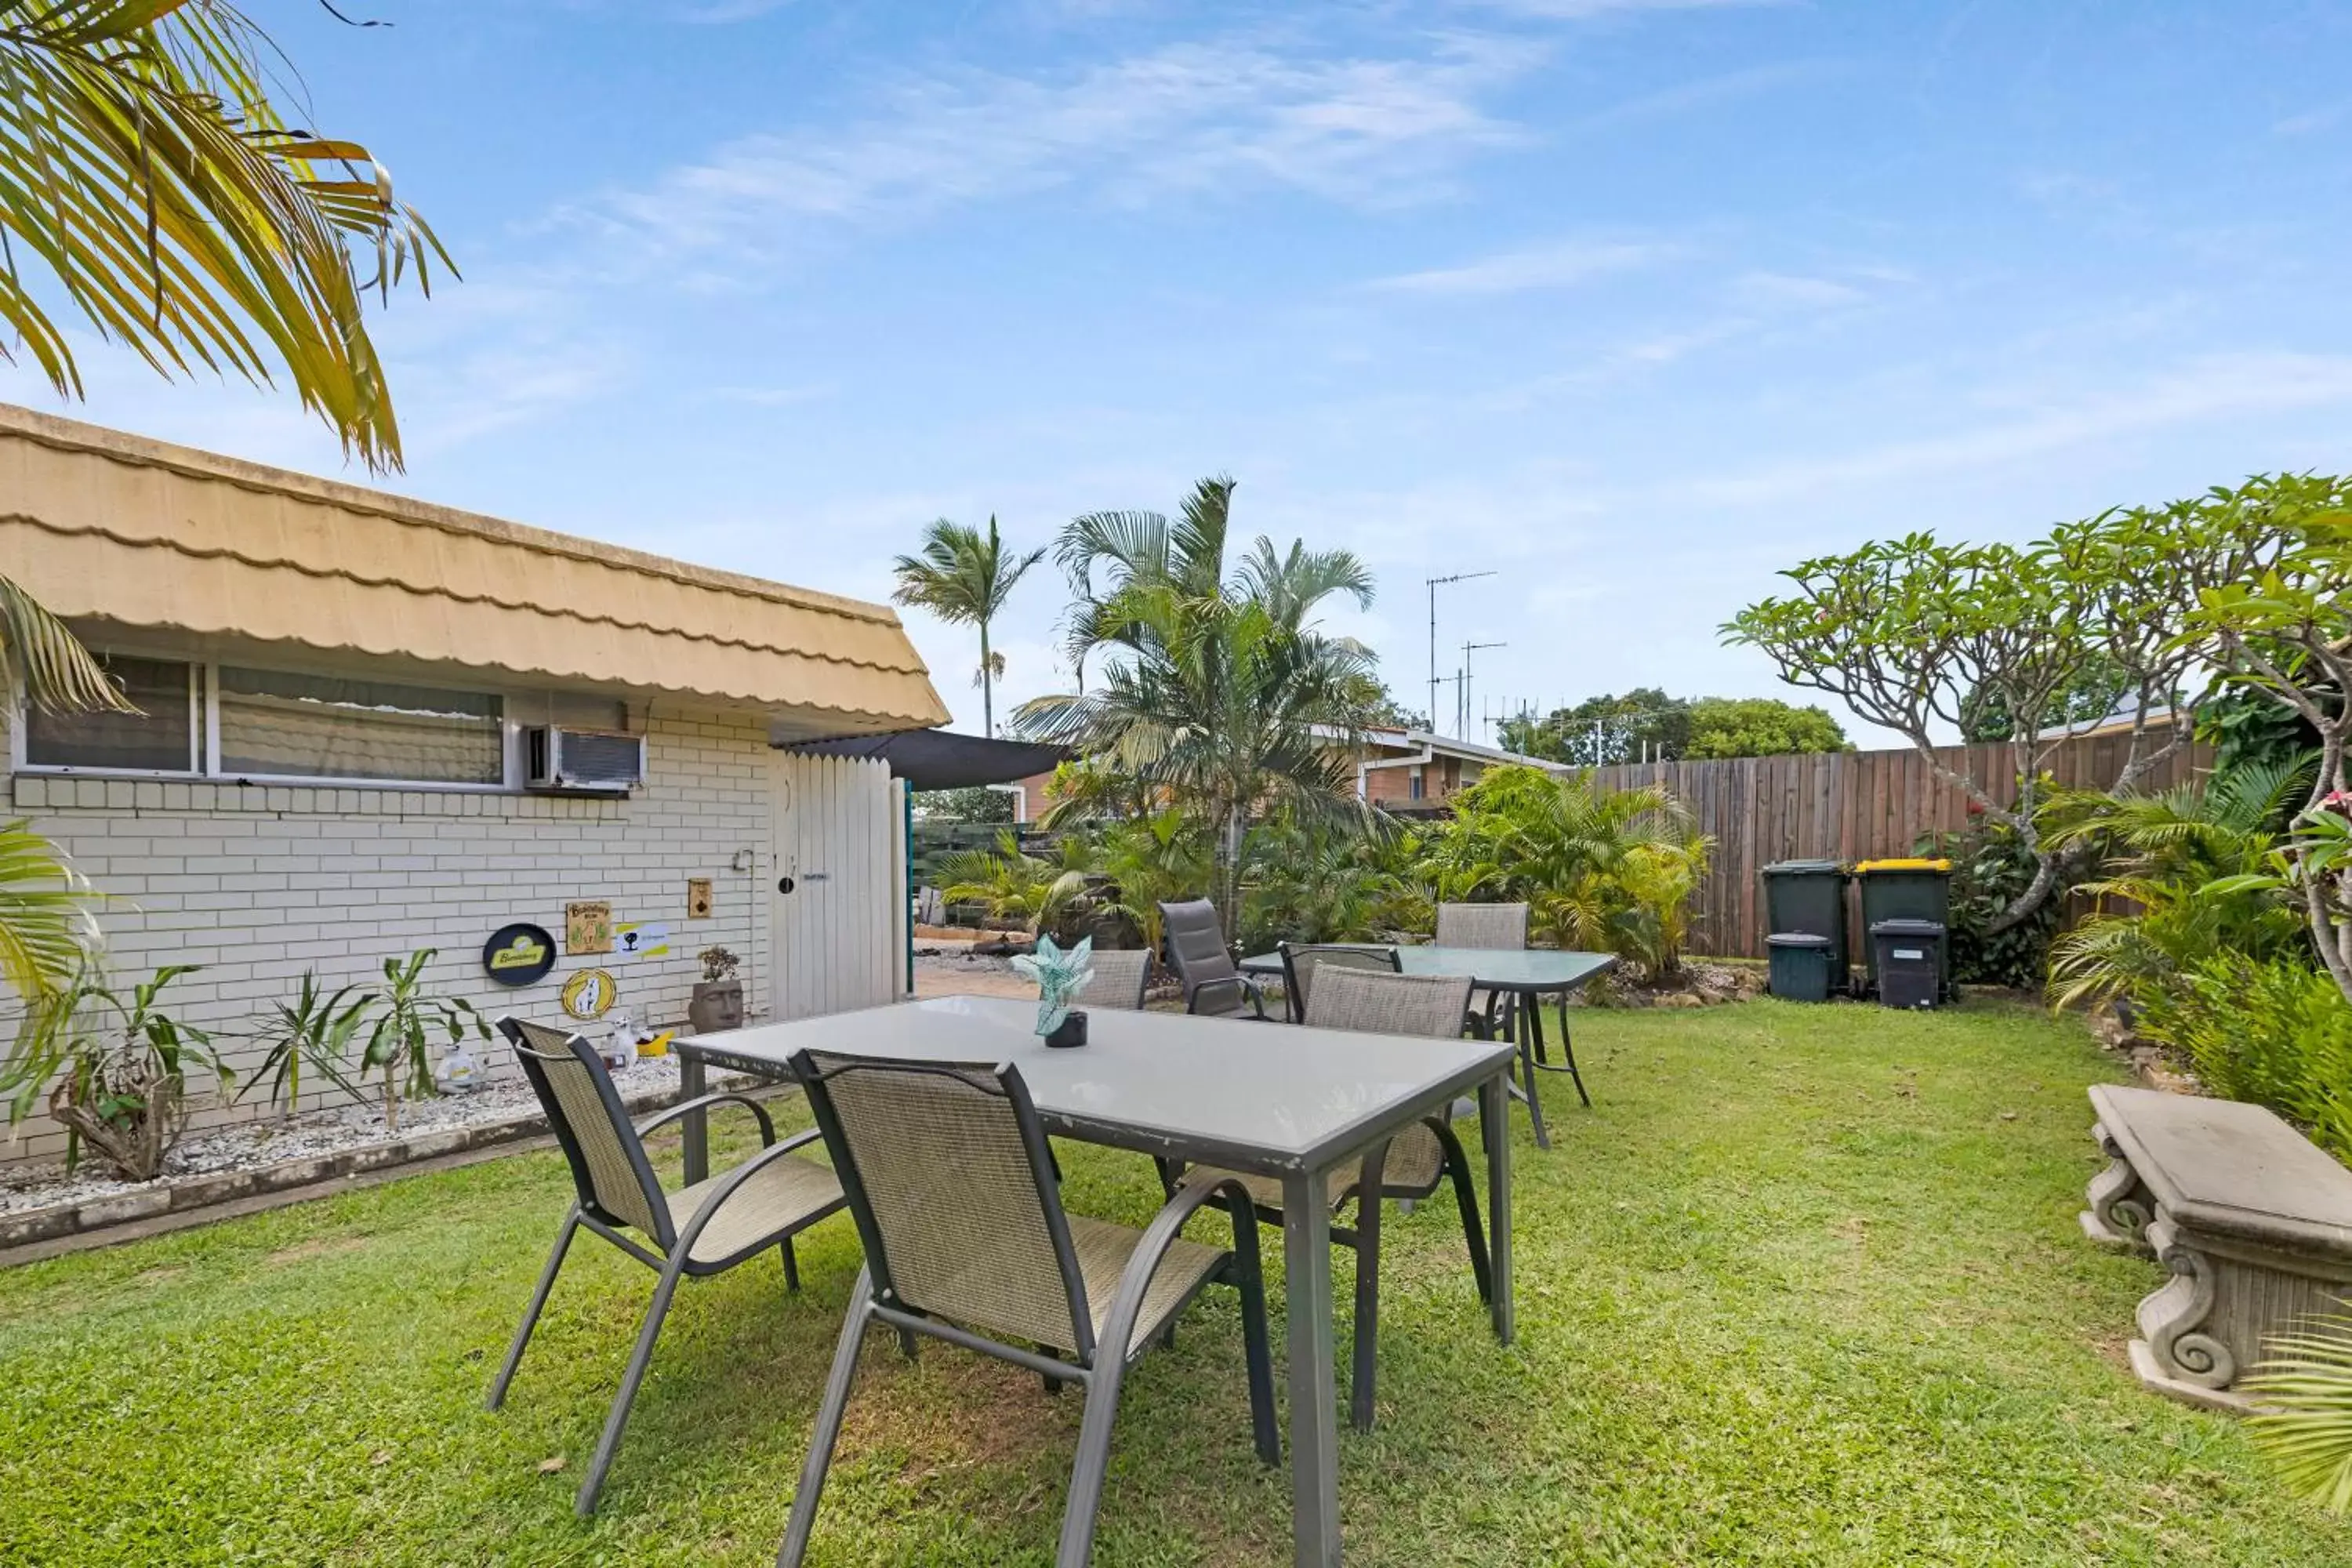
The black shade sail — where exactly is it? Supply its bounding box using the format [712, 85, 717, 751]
[785, 730, 1073, 791]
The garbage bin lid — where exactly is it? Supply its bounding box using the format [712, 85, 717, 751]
[1762, 858, 1847, 876]
[1766, 932, 1833, 949]
[1854, 858, 1951, 874]
[1869, 917, 1946, 936]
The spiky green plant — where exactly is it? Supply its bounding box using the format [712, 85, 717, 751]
[2249, 1307, 2352, 1514]
[238, 971, 373, 1117]
[359, 949, 486, 1133]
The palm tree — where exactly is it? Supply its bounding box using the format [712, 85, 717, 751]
[1, 0, 447, 470]
[1017, 477, 1381, 929]
[891, 516, 1045, 738]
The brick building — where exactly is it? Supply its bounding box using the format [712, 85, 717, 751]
[0, 406, 946, 1163]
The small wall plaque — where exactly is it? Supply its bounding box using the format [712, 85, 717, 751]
[686, 877, 713, 919]
[481, 923, 556, 987]
[565, 900, 613, 956]
[561, 968, 617, 1020]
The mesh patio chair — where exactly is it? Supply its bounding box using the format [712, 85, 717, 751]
[1177, 967, 1490, 1431]
[1158, 898, 1271, 1018]
[1276, 942, 1400, 1025]
[1435, 901, 1530, 1036]
[486, 1018, 848, 1515]
[776, 1050, 1278, 1568]
[1070, 947, 1152, 1011]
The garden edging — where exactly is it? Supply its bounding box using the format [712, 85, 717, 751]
[0, 1076, 789, 1257]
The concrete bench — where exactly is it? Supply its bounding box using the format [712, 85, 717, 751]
[2083, 1083, 2352, 1412]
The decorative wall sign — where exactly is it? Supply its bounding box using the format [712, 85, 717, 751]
[561, 968, 617, 1020]
[686, 878, 713, 920]
[564, 900, 613, 956]
[613, 921, 670, 962]
[481, 923, 556, 987]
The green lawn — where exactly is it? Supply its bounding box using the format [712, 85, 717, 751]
[1, 997, 2343, 1566]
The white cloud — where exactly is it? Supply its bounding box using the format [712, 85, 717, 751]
[1368, 237, 1681, 296]
[1661, 351, 2352, 509]
[568, 34, 1544, 270]
[1468, 0, 1776, 16]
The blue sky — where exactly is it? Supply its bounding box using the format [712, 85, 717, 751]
[13, 0, 2352, 745]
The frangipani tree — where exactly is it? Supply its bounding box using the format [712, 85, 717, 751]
[1726, 500, 2252, 931]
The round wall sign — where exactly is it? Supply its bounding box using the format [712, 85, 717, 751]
[481, 923, 556, 987]
[562, 968, 617, 1020]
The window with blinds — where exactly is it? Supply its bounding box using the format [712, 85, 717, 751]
[22, 654, 199, 771]
[216, 668, 505, 785]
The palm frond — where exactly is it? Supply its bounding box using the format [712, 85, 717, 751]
[0, 0, 451, 470]
[0, 572, 128, 712]
[2248, 1308, 2352, 1513]
[0, 817, 98, 1001]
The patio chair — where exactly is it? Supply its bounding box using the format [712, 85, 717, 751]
[1177, 967, 1490, 1431]
[1070, 947, 1152, 1011]
[776, 1050, 1279, 1568]
[486, 1018, 848, 1516]
[1276, 942, 1399, 1024]
[1435, 901, 1530, 1036]
[1158, 898, 1271, 1018]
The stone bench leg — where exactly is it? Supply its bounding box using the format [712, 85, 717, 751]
[2129, 1209, 2352, 1414]
[2081, 1120, 2155, 1252]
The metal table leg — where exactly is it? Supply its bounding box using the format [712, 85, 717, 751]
[1282, 1168, 1342, 1567]
[1524, 990, 1592, 1109]
[1481, 1069, 1514, 1345]
[680, 1052, 709, 1186]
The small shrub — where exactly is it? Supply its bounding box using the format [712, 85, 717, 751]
[1928, 820, 2065, 990]
[2136, 952, 2352, 1161]
[2, 964, 228, 1179]
[360, 949, 488, 1133]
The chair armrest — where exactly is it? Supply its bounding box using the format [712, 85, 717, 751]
[637, 1090, 777, 1146]
[670, 1131, 833, 1254]
[1093, 1172, 1266, 1367]
[1187, 974, 1271, 1020]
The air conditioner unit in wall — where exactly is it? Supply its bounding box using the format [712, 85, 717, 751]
[525, 727, 647, 793]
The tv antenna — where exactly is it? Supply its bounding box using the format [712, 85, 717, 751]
[1425, 572, 1494, 733]
[1458, 639, 1505, 741]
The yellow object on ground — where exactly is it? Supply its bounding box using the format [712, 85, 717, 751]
[638, 1030, 675, 1058]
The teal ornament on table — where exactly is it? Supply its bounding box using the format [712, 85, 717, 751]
[1013, 935, 1094, 1043]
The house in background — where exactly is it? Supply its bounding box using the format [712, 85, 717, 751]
[1348, 726, 1574, 813]
[993, 724, 1570, 824]
[0, 405, 946, 1163]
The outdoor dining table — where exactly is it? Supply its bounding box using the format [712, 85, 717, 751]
[673, 993, 1518, 1568]
[1238, 946, 1617, 1149]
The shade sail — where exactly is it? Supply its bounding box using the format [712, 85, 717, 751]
[0, 405, 949, 732]
[788, 730, 1072, 790]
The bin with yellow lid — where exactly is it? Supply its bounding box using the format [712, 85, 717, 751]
[1855, 857, 1953, 1001]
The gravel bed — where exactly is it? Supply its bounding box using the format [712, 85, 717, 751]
[0, 1055, 695, 1217]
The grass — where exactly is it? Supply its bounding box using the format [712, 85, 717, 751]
[2, 996, 2346, 1566]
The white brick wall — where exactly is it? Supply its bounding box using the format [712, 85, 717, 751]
[2, 705, 775, 1167]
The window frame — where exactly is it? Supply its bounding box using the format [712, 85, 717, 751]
[15, 652, 524, 793]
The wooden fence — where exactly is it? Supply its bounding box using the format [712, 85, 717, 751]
[1587, 733, 2214, 959]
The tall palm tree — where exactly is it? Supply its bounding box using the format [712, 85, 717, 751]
[891, 516, 1045, 738]
[1018, 477, 1381, 930]
[1, 0, 447, 470]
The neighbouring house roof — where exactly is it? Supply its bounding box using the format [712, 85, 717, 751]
[2033, 705, 2182, 742]
[788, 731, 1073, 789]
[0, 403, 949, 735]
[1343, 725, 1575, 774]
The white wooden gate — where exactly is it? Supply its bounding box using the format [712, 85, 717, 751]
[770, 752, 907, 1021]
